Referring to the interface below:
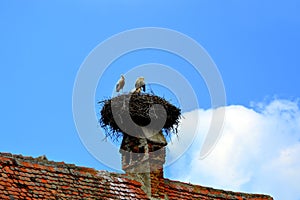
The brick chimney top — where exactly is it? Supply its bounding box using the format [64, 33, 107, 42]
[120, 129, 167, 199]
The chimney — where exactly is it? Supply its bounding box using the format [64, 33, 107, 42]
[120, 128, 167, 199]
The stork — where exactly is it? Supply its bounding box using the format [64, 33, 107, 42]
[134, 76, 145, 93]
[116, 74, 125, 93]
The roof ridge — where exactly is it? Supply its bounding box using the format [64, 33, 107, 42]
[0, 152, 102, 177]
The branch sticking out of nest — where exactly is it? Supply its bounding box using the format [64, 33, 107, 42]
[99, 93, 181, 141]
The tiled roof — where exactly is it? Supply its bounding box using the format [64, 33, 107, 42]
[0, 152, 273, 200]
[163, 179, 273, 200]
[0, 153, 148, 200]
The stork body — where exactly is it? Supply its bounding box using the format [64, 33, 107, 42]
[116, 75, 125, 93]
[135, 77, 145, 93]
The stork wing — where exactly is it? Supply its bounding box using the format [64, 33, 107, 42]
[116, 83, 120, 92]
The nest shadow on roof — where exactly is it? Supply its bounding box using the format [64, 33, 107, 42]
[99, 93, 181, 141]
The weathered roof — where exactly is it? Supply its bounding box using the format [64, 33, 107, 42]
[0, 152, 273, 200]
[0, 153, 148, 200]
[164, 179, 272, 200]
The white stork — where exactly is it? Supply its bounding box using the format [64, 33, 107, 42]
[134, 76, 145, 93]
[116, 74, 125, 93]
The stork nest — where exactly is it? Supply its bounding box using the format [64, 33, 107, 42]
[99, 93, 181, 141]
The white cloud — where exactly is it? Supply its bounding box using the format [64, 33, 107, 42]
[166, 99, 300, 200]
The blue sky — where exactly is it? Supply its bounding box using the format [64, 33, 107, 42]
[1, 1, 300, 199]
